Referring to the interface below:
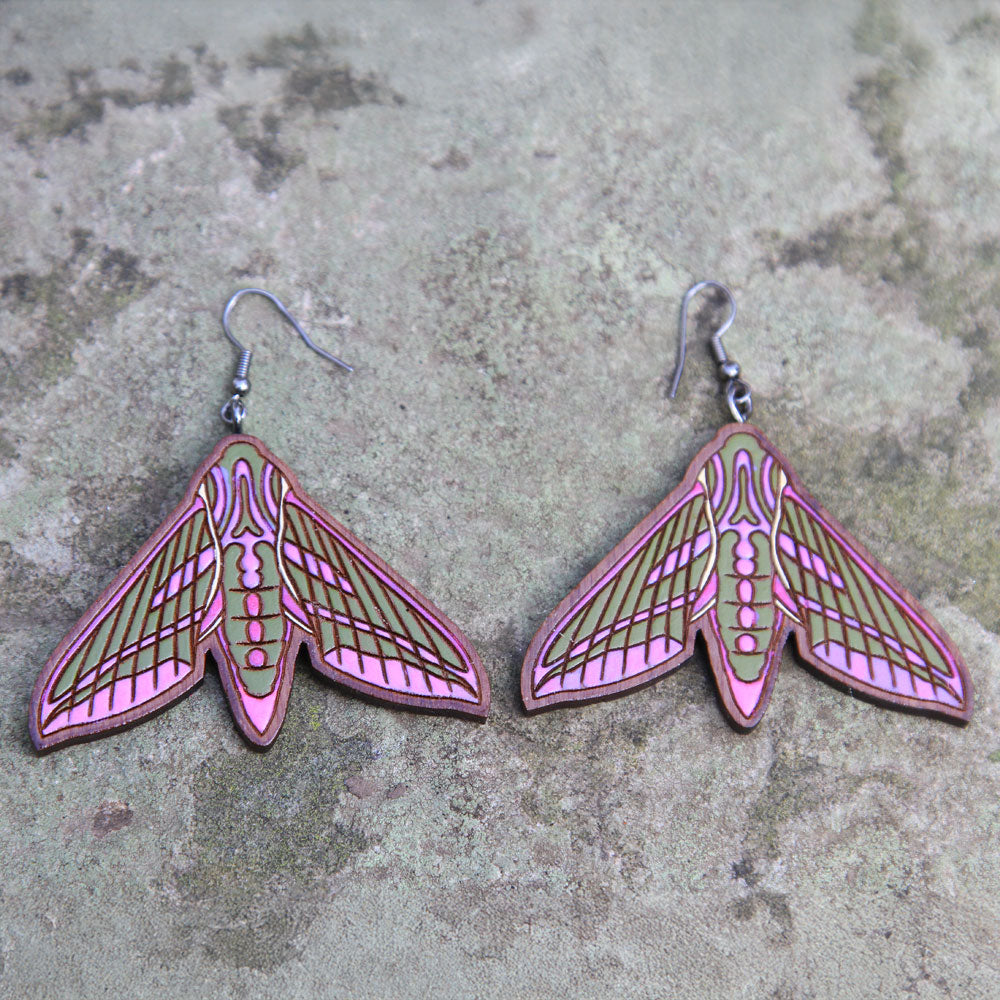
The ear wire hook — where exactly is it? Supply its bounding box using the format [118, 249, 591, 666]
[220, 287, 353, 432]
[668, 280, 752, 423]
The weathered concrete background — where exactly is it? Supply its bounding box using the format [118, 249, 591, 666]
[1, 1, 998, 996]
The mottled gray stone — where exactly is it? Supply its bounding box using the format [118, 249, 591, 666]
[1, 1, 998, 997]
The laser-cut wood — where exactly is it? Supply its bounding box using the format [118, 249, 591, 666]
[522, 423, 971, 727]
[31, 434, 489, 751]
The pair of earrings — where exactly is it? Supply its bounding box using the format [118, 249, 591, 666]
[29, 284, 972, 752]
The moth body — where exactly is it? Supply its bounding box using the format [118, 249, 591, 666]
[703, 435, 781, 678]
[202, 443, 297, 735]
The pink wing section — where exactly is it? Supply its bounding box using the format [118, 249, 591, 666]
[30, 501, 217, 750]
[281, 494, 489, 717]
[777, 488, 971, 721]
[522, 485, 711, 709]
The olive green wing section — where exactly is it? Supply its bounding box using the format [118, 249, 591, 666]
[776, 487, 970, 720]
[30, 499, 218, 749]
[524, 485, 713, 708]
[281, 494, 488, 716]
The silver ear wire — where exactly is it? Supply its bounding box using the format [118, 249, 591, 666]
[669, 280, 752, 423]
[219, 288, 353, 432]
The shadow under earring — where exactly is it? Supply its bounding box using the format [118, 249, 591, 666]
[31, 288, 489, 751]
[521, 281, 970, 728]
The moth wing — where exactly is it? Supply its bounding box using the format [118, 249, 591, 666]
[30, 496, 220, 750]
[280, 492, 489, 717]
[776, 485, 971, 721]
[522, 483, 713, 710]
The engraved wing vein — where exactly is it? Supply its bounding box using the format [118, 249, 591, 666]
[537, 491, 710, 693]
[282, 501, 477, 698]
[778, 492, 963, 706]
[40, 505, 215, 731]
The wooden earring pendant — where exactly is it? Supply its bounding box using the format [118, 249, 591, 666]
[521, 281, 971, 728]
[31, 289, 489, 751]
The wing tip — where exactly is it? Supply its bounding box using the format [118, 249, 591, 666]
[521, 687, 559, 713]
[447, 694, 491, 721]
[360, 686, 492, 720]
[520, 672, 606, 712]
[27, 661, 206, 753]
[308, 662, 493, 719]
[792, 631, 975, 725]
[925, 691, 973, 726]
[29, 720, 62, 754]
[522, 691, 591, 714]
[28, 719, 109, 753]
[519, 668, 678, 714]
[29, 701, 129, 753]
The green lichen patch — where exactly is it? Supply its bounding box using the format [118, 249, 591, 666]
[509, 701, 687, 884]
[216, 105, 305, 193]
[422, 228, 554, 399]
[765, 208, 1000, 424]
[67, 454, 192, 580]
[245, 23, 328, 71]
[849, 66, 910, 188]
[0, 230, 156, 405]
[171, 700, 376, 970]
[214, 24, 405, 190]
[921, 267, 1000, 418]
[765, 204, 934, 286]
[16, 57, 196, 143]
[729, 882, 794, 941]
[284, 64, 398, 113]
[225, 31, 403, 189]
[763, 26, 1000, 458]
[0, 428, 19, 463]
[950, 12, 1000, 45]
[847, 32, 931, 191]
[739, 725, 921, 863]
[147, 55, 195, 108]
[431, 147, 472, 171]
[3, 67, 33, 86]
[188, 43, 228, 88]
[848, 420, 999, 608]
[852, 0, 902, 55]
[767, 28, 938, 282]
[29, 69, 105, 141]
[245, 22, 404, 112]
[746, 747, 832, 858]
[766, 413, 1000, 635]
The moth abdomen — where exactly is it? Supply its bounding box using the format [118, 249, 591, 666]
[714, 527, 777, 683]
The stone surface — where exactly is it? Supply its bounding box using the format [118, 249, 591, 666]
[1, 1, 999, 997]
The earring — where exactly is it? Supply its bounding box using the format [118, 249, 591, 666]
[521, 281, 971, 728]
[30, 288, 489, 751]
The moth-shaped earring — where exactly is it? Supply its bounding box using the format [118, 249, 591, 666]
[30, 288, 489, 751]
[521, 281, 971, 727]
